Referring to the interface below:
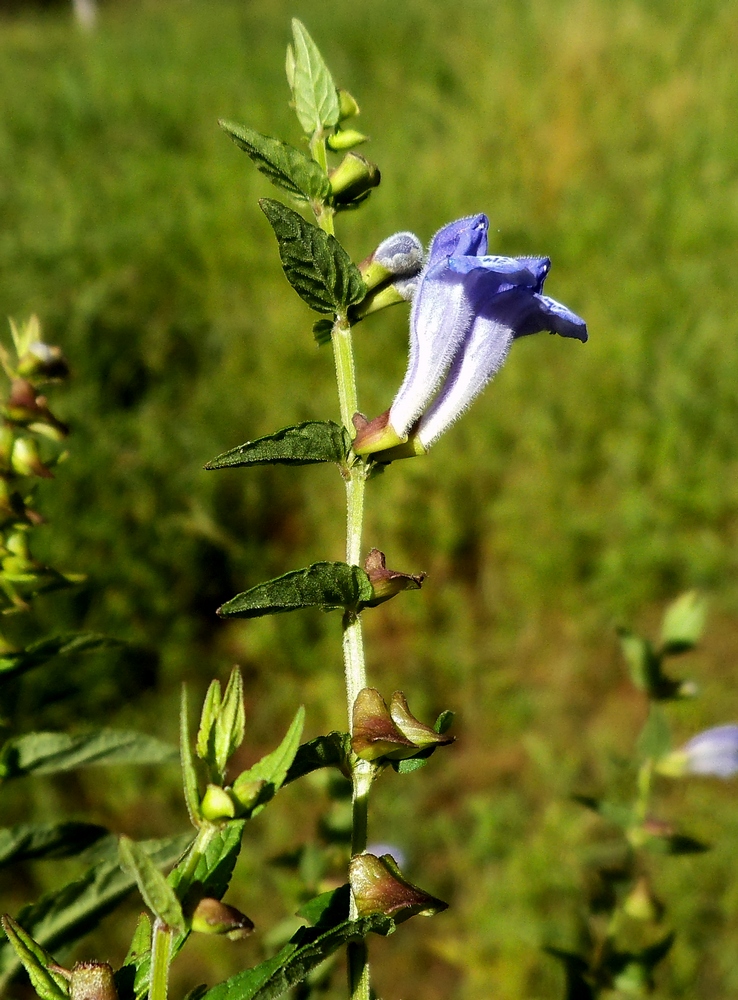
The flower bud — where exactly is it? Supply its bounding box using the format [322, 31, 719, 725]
[389, 691, 454, 751]
[337, 89, 360, 121]
[623, 877, 663, 923]
[17, 342, 69, 382]
[191, 898, 254, 940]
[329, 153, 380, 205]
[200, 783, 236, 821]
[70, 962, 118, 1000]
[230, 775, 266, 814]
[326, 129, 368, 151]
[11, 436, 53, 479]
[657, 725, 738, 779]
[351, 687, 416, 761]
[359, 231, 424, 293]
[363, 549, 425, 607]
[349, 853, 447, 923]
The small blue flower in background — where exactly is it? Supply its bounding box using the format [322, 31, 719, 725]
[681, 725, 738, 778]
[366, 842, 407, 868]
[354, 213, 587, 456]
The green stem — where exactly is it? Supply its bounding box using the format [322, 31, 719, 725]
[148, 921, 173, 1000]
[312, 170, 372, 1000]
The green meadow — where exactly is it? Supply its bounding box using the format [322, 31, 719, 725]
[1, 0, 738, 996]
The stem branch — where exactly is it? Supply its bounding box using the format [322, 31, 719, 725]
[148, 921, 173, 1000]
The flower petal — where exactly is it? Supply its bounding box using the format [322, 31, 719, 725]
[683, 724, 738, 777]
[511, 293, 588, 342]
[448, 254, 550, 294]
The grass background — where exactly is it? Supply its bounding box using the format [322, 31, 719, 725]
[1, 0, 738, 996]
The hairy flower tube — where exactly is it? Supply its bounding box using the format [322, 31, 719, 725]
[353, 214, 587, 456]
[659, 724, 738, 779]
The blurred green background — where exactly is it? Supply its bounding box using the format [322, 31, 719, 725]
[2, 0, 738, 996]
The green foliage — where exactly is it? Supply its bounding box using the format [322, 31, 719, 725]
[0, 633, 123, 684]
[119, 836, 187, 934]
[217, 562, 373, 618]
[0, 917, 69, 1000]
[288, 20, 341, 135]
[0, 835, 191, 988]
[259, 199, 366, 314]
[232, 706, 304, 817]
[0, 729, 177, 780]
[0, 821, 106, 868]
[660, 591, 708, 654]
[205, 421, 351, 470]
[219, 122, 330, 204]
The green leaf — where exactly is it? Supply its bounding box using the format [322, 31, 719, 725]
[218, 562, 372, 619]
[205, 422, 351, 471]
[637, 706, 671, 762]
[214, 667, 245, 778]
[660, 591, 707, 654]
[641, 832, 709, 856]
[392, 753, 433, 774]
[196, 679, 222, 763]
[0, 916, 68, 1000]
[0, 821, 107, 869]
[572, 796, 634, 830]
[284, 732, 349, 786]
[179, 688, 201, 828]
[0, 632, 123, 684]
[0, 729, 177, 780]
[290, 20, 340, 134]
[617, 630, 661, 694]
[121, 824, 246, 1000]
[233, 708, 305, 817]
[219, 121, 330, 203]
[260, 199, 366, 315]
[434, 711, 455, 735]
[312, 319, 333, 346]
[0, 835, 191, 989]
[119, 837, 186, 933]
[122, 912, 151, 966]
[295, 886, 350, 927]
[201, 908, 393, 1000]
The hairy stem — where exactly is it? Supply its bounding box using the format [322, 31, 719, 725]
[148, 921, 173, 1000]
[313, 172, 372, 1000]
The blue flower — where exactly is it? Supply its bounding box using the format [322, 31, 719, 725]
[682, 725, 738, 778]
[353, 214, 587, 456]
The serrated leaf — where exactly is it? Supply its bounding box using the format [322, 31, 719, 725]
[119, 837, 186, 933]
[217, 562, 372, 619]
[0, 632, 123, 684]
[233, 708, 305, 817]
[201, 908, 393, 1000]
[0, 835, 191, 989]
[284, 732, 349, 786]
[180, 688, 201, 828]
[660, 591, 707, 654]
[0, 821, 107, 869]
[205, 422, 351, 470]
[0, 729, 177, 780]
[0, 917, 68, 1000]
[219, 121, 330, 203]
[290, 20, 340, 134]
[260, 199, 366, 315]
[312, 319, 334, 348]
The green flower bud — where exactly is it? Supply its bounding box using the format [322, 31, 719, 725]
[326, 129, 368, 152]
[230, 775, 266, 814]
[349, 853, 447, 923]
[191, 898, 254, 940]
[70, 962, 118, 1000]
[11, 436, 53, 479]
[337, 89, 360, 121]
[623, 877, 663, 923]
[200, 783, 236, 821]
[17, 342, 69, 382]
[329, 153, 380, 205]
